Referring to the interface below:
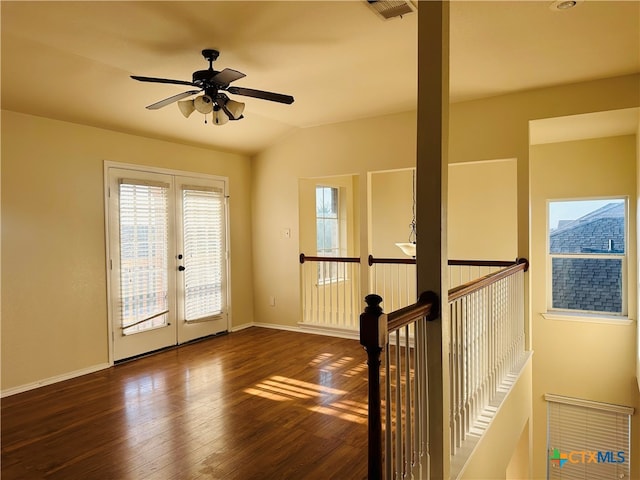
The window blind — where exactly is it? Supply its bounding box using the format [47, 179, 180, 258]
[182, 186, 225, 321]
[546, 394, 633, 480]
[118, 181, 170, 334]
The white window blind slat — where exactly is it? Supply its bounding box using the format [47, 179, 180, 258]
[118, 181, 170, 335]
[547, 395, 631, 480]
[182, 187, 225, 321]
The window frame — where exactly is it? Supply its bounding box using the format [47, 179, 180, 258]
[546, 197, 628, 318]
[104, 161, 231, 364]
[315, 184, 347, 285]
[315, 185, 341, 256]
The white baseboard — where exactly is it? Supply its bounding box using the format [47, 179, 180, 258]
[1, 362, 112, 398]
[297, 323, 360, 340]
[252, 322, 301, 333]
[230, 322, 255, 332]
[252, 321, 359, 340]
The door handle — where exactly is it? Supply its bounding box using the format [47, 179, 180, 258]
[178, 265, 186, 271]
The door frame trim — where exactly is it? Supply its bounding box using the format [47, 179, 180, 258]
[103, 160, 231, 365]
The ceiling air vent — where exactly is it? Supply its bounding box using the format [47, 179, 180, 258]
[366, 0, 417, 20]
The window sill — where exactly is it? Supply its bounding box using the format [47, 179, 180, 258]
[541, 312, 634, 325]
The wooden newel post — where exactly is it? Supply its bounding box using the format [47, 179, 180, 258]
[360, 294, 384, 480]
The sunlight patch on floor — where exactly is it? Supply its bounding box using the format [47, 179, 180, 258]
[261, 379, 321, 398]
[243, 375, 367, 423]
[243, 387, 291, 402]
[308, 403, 367, 424]
[272, 375, 347, 395]
[243, 375, 348, 403]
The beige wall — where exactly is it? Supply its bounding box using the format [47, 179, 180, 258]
[637, 118, 640, 390]
[448, 159, 518, 260]
[450, 74, 640, 260]
[1, 110, 254, 392]
[370, 169, 415, 258]
[530, 135, 639, 479]
[251, 110, 417, 328]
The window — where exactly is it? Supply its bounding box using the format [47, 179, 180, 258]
[548, 198, 627, 316]
[316, 186, 340, 256]
[546, 394, 632, 480]
[182, 185, 225, 321]
[118, 179, 170, 335]
[316, 185, 344, 284]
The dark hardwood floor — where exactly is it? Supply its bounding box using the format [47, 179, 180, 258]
[1, 328, 369, 479]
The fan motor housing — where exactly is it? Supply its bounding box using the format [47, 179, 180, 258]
[192, 69, 217, 84]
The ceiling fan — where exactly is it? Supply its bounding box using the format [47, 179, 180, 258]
[131, 49, 294, 125]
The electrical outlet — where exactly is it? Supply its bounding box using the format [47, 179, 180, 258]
[281, 228, 291, 239]
[269, 296, 276, 307]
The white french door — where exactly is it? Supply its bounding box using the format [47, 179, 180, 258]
[107, 166, 229, 361]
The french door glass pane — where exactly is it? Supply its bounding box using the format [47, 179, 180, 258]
[183, 187, 224, 321]
[119, 182, 170, 334]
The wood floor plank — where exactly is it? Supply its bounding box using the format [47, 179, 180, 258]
[2, 328, 368, 479]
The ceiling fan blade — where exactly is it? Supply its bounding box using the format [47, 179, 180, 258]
[146, 90, 201, 110]
[227, 86, 294, 105]
[210, 68, 246, 87]
[131, 75, 198, 87]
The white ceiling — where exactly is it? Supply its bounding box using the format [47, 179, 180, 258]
[1, 1, 638, 155]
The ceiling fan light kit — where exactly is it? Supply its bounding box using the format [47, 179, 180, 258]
[194, 95, 214, 114]
[212, 106, 229, 126]
[223, 98, 245, 119]
[131, 49, 294, 125]
[177, 99, 196, 118]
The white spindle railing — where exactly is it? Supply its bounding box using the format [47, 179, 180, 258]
[369, 256, 516, 302]
[368, 255, 417, 312]
[360, 293, 436, 480]
[384, 322, 430, 479]
[362, 258, 528, 480]
[448, 260, 528, 461]
[299, 254, 361, 332]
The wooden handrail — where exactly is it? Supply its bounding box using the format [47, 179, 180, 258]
[368, 254, 416, 266]
[368, 255, 521, 268]
[299, 253, 361, 264]
[448, 257, 529, 303]
[386, 290, 439, 333]
[447, 259, 518, 267]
